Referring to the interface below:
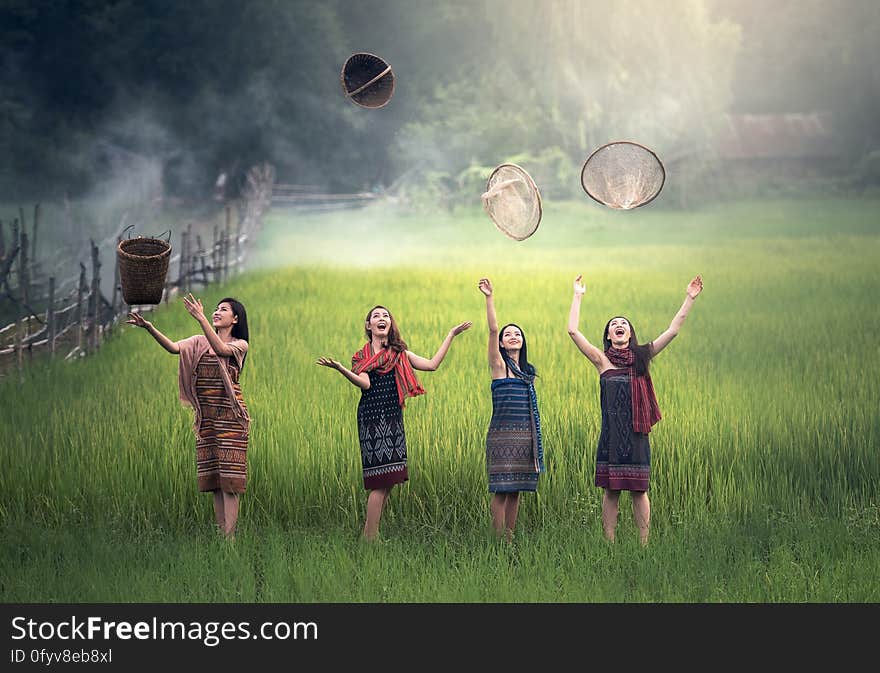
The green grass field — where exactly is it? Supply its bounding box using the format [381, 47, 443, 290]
[2, 197, 879, 601]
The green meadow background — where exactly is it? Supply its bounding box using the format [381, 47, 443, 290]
[1, 197, 879, 602]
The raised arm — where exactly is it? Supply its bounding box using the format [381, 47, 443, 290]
[126, 312, 180, 354]
[650, 275, 703, 356]
[315, 357, 371, 390]
[478, 278, 505, 376]
[567, 275, 609, 371]
[182, 293, 235, 357]
[407, 321, 472, 371]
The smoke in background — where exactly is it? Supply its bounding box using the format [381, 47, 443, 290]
[0, 0, 878, 214]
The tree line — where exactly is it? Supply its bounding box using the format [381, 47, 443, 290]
[1, 0, 877, 201]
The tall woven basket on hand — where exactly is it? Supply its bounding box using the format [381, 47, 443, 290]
[117, 235, 172, 305]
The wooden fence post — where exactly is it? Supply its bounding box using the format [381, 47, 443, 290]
[235, 210, 242, 274]
[178, 228, 188, 294]
[186, 222, 193, 288]
[47, 276, 56, 357]
[77, 262, 86, 355]
[32, 204, 39, 264]
[11, 218, 19, 280]
[111, 236, 121, 317]
[14, 314, 22, 384]
[196, 235, 208, 286]
[19, 230, 29, 338]
[212, 223, 219, 284]
[224, 205, 232, 282]
[90, 241, 101, 351]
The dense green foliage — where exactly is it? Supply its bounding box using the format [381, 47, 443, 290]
[2, 1, 877, 199]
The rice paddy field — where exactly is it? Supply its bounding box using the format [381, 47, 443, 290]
[1, 196, 879, 602]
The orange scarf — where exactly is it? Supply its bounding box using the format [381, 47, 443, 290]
[352, 343, 425, 407]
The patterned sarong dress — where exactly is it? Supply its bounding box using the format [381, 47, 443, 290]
[595, 368, 651, 492]
[486, 377, 540, 493]
[194, 352, 249, 493]
[357, 369, 409, 490]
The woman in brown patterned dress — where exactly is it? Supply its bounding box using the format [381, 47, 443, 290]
[127, 294, 250, 539]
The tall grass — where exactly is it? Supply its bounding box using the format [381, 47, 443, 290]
[1, 197, 878, 601]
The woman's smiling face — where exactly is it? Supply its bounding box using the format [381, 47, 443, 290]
[501, 325, 522, 350]
[212, 302, 237, 329]
[606, 317, 631, 347]
[367, 307, 391, 339]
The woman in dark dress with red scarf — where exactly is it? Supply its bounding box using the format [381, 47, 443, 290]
[317, 305, 471, 540]
[567, 274, 703, 545]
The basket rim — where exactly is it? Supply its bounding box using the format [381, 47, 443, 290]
[117, 237, 172, 261]
[485, 162, 542, 241]
[580, 140, 666, 209]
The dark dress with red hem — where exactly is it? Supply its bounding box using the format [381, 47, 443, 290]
[595, 368, 651, 492]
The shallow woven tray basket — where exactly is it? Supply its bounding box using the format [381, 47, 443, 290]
[117, 237, 171, 305]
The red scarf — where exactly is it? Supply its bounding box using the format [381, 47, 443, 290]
[605, 347, 662, 433]
[352, 342, 425, 408]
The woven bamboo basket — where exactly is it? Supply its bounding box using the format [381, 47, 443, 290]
[580, 141, 666, 210]
[117, 236, 171, 305]
[341, 52, 395, 108]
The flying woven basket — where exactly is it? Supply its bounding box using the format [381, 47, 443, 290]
[117, 234, 171, 305]
[581, 141, 665, 210]
[482, 163, 542, 241]
[341, 52, 395, 109]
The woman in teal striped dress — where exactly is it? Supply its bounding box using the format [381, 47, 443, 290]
[478, 278, 545, 541]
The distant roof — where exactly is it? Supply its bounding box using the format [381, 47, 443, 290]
[717, 112, 842, 159]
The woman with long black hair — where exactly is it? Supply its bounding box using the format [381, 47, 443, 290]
[127, 294, 250, 539]
[567, 274, 702, 545]
[478, 278, 545, 541]
[317, 305, 471, 540]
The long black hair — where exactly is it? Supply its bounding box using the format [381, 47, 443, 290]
[218, 297, 249, 368]
[499, 323, 537, 377]
[602, 316, 651, 376]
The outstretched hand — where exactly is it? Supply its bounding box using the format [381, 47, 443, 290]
[315, 357, 342, 370]
[687, 275, 703, 299]
[182, 293, 206, 322]
[573, 274, 586, 296]
[449, 321, 473, 337]
[126, 312, 152, 329]
[478, 278, 493, 297]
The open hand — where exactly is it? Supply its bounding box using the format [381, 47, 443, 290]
[573, 274, 586, 296]
[478, 278, 493, 297]
[126, 312, 152, 329]
[182, 293, 206, 321]
[687, 275, 703, 299]
[315, 357, 341, 370]
[450, 321, 473, 337]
